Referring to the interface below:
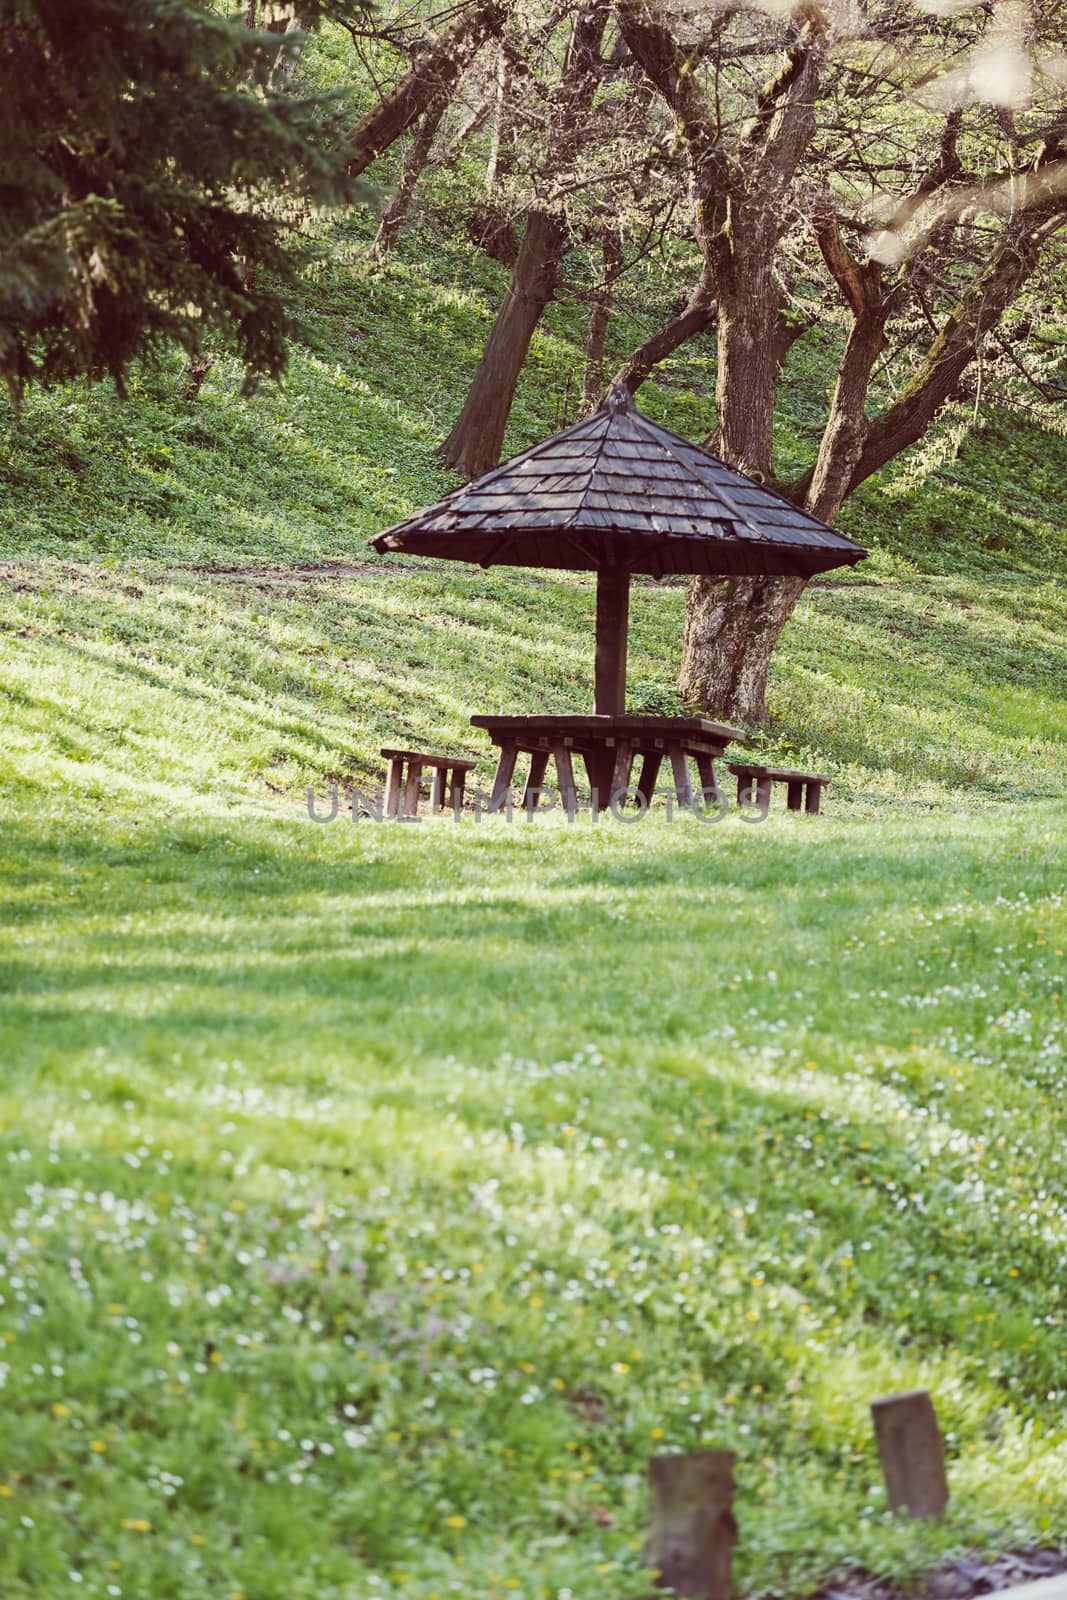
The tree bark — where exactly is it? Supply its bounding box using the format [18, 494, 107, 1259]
[800, 199, 892, 524]
[438, 209, 568, 478]
[341, 0, 507, 179]
[583, 227, 623, 410]
[805, 311, 888, 524]
[370, 94, 448, 258]
[270, 11, 312, 89]
[679, 574, 807, 727]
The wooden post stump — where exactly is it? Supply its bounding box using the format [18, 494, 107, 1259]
[646, 1450, 736, 1600]
[871, 1390, 948, 1519]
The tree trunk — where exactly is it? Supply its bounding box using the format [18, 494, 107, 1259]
[438, 209, 567, 478]
[583, 228, 623, 410]
[270, 11, 311, 89]
[341, 0, 506, 178]
[467, 44, 518, 266]
[679, 228, 805, 724]
[679, 574, 806, 726]
[804, 308, 887, 523]
[484, 40, 509, 193]
[712, 227, 781, 477]
[614, 0, 826, 725]
[370, 94, 448, 258]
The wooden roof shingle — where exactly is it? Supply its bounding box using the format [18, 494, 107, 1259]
[370, 385, 867, 579]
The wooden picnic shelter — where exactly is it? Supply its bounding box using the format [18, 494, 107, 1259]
[370, 385, 867, 809]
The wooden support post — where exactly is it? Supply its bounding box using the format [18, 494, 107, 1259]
[552, 744, 578, 815]
[384, 757, 404, 818]
[594, 567, 629, 717]
[805, 781, 823, 815]
[694, 753, 719, 802]
[403, 760, 424, 817]
[523, 750, 550, 809]
[489, 742, 518, 810]
[786, 780, 804, 811]
[609, 739, 634, 802]
[637, 751, 663, 808]
[871, 1390, 949, 1519]
[669, 746, 693, 807]
[646, 1450, 737, 1600]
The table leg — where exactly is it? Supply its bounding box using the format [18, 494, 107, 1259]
[384, 757, 404, 818]
[593, 747, 615, 805]
[609, 741, 634, 804]
[403, 760, 424, 817]
[523, 750, 550, 809]
[552, 744, 578, 816]
[786, 779, 804, 811]
[668, 746, 693, 807]
[637, 752, 662, 809]
[694, 753, 721, 803]
[489, 742, 518, 811]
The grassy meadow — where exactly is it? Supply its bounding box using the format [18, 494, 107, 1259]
[0, 207, 1066, 1600]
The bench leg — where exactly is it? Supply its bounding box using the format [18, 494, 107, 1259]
[786, 779, 804, 812]
[756, 775, 773, 812]
[523, 750, 550, 810]
[489, 743, 518, 811]
[452, 768, 467, 815]
[403, 760, 424, 818]
[805, 782, 823, 815]
[736, 773, 753, 807]
[384, 757, 404, 818]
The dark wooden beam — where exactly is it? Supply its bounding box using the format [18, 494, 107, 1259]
[871, 1390, 949, 1518]
[646, 1449, 736, 1600]
[594, 567, 629, 716]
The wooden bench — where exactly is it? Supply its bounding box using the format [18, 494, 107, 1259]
[381, 748, 477, 818]
[727, 762, 830, 815]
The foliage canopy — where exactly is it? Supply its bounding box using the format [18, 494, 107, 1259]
[0, 0, 358, 395]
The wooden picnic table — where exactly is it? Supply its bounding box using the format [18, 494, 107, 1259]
[470, 714, 744, 812]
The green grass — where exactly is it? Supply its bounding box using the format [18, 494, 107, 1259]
[0, 782, 1065, 1600]
[1, 188, 1067, 1600]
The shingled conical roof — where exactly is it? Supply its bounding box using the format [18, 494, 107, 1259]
[371, 385, 866, 579]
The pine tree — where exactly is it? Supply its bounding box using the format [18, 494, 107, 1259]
[0, 0, 359, 395]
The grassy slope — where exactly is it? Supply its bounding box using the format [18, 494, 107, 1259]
[0, 208, 1066, 1600]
